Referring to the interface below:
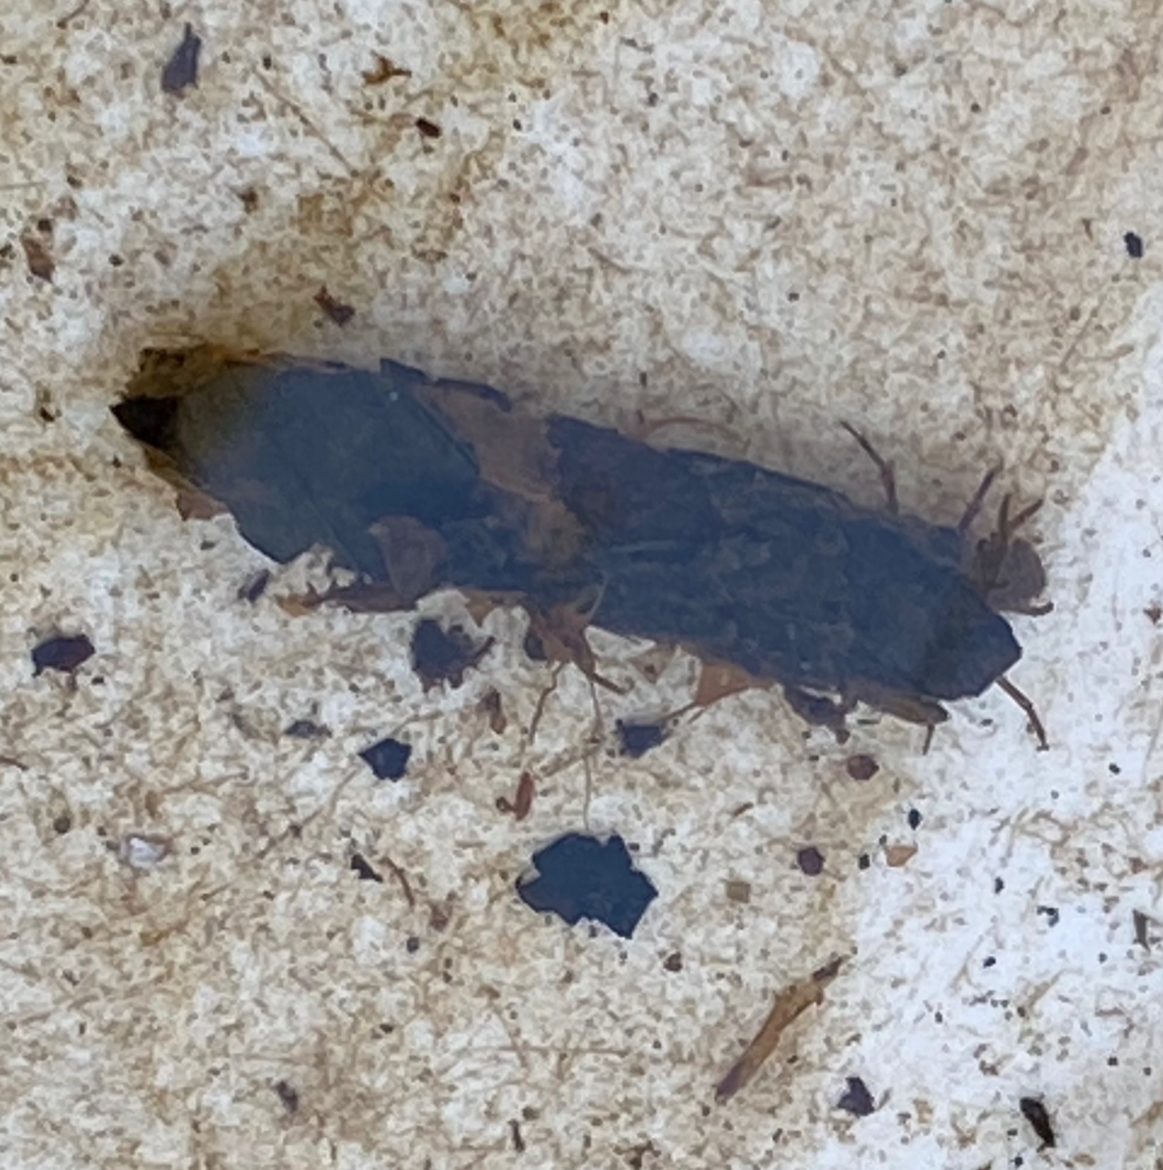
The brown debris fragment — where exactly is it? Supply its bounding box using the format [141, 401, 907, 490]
[724, 879, 751, 904]
[479, 688, 507, 734]
[21, 234, 54, 282]
[715, 956, 844, 1103]
[161, 23, 202, 94]
[313, 286, 355, 326]
[845, 753, 879, 781]
[884, 843, 917, 868]
[415, 116, 442, 138]
[692, 659, 762, 709]
[362, 53, 411, 84]
[496, 770, 535, 820]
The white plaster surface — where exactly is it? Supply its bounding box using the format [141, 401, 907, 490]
[2, 1, 1162, 1167]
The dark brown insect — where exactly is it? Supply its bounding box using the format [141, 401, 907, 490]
[112, 347, 1050, 747]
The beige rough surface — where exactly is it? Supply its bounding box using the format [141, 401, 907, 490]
[2, 0, 1163, 1167]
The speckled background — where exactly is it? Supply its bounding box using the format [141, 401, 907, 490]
[2, 1, 1163, 1167]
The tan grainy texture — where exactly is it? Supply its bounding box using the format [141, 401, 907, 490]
[2, 1, 1163, 1168]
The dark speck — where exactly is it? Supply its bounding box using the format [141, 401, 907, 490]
[616, 719, 666, 757]
[845, 753, 879, 781]
[517, 832, 658, 939]
[32, 633, 95, 675]
[411, 619, 491, 689]
[1124, 231, 1144, 259]
[350, 852, 383, 882]
[1018, 1096, 1055, 1147]
[237, 569, 271, 602]
[314, 286, 355, 326]
[663, 951, 683, 972]
[509, 1119, 526, 1153]
[415, 116, 442, 138]
[907, 808, 922, 830]
[284, 719, 329, 740]
[359, 736, 412, 780]
[523, 628, 547, 661]
[837, 1076, 874, 1116]
[857, 853, 870, 870]
[983, 955, 996, 968]
[796, 846, 824, 876]
[161, 23, 202, 94]
[1133, 909, 1150, 950]
[995, 877, 1005, 893]
[1036, 905, 1060, 927]
[405, 935, 421, 953]
[273, 1080, 299, 1114]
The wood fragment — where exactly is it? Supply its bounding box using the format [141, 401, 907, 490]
[715, 956, 844, 1103]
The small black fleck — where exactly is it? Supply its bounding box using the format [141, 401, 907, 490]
[616, 719, 666, 757]
[273, 1079, 299, 1114]
[1124, 231, 1144, 259]
[1036, 905, 1060, 927]
[796, 846, 825, 876]
[405, 935, 421, 953]
[1108, 762, 1121, 775]
[663, 951, 683, 972]
[837, 1076, 874, 1117]
[284, 719, 330, 740]
[32, 633, 95, 675]
[857, 853, 871, 870]
[1133, 909, 1150, 950]
[161, 23, 202, 94]
[415, 116, 442, 138]
[350, 852, 383, 882]
[983, 955, 996, 968]
[359, 736, 412, 780]
[509, 1119, 526, 1153]
[1107, 1055, 1118, 1067]
[411, 619, 491, 689]
[994, 877, 1005, 893]
[52, 813, 72, 834]
[516, 832, 658, 939]
[907, 808, 922, 830]
[1018, 1096, 1055, 1147]
[237, 569, 271, 602]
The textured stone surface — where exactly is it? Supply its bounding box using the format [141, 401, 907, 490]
[2, 1, 1162, 1167]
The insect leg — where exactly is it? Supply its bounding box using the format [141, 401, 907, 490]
[840, 422, 898, 513]
[957, 464, 1001, 534]
[996, 675, 1049, 750]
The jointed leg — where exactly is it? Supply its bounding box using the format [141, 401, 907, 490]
[841, 422, 898, 513]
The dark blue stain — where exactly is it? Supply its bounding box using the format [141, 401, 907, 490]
[1125, 231, 1144, 259]
[32, 633, 95, 675]
[517, 832, 658, 939]
[838, 1076, 875, 1116]
[359, 736, 412, 780]
[616, 719, 667, 757]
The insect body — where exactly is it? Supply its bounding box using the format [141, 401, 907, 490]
[114, 348, 1048, 746]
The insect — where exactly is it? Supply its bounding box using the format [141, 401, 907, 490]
[113, 347, 1049, 747]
